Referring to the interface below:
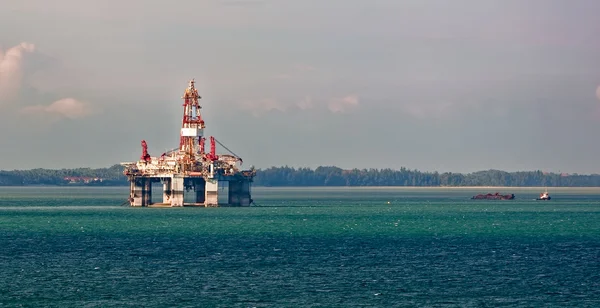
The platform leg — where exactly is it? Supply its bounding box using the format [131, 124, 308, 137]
[171, 175, 184, 207]
[163, 178, 172, 204]
[205, 179, 218, 207]
[195, 178, 206, 205]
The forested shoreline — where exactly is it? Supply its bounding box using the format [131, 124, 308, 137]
[1, 165, 600, 187]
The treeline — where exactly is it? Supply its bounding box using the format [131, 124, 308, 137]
[253, 166, 600, 187]
[1, 165, 600, 187]
[0, 164, 128, 186]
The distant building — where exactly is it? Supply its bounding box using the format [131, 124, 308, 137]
[64, 177, 104, 184]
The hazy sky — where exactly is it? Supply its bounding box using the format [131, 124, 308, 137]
[1, 0, 599, 173]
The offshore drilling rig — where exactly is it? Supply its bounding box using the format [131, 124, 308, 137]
[120, 79, 256, 207]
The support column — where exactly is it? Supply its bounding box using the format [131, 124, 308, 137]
[205, 179, 219, 207]
[171, 175, 184, 207]
[130, 178, 143, 207]
[130, 177, 152, 206]
[228, 181, 242, 206]
[143, 178, 152, 206]
[195, 178, 206, 204]
[239, 180, 251, 206]
[162, 178, 172, 204]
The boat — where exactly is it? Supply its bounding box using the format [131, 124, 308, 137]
[471, 192, 515, 200]
[536, 189, 551, 200]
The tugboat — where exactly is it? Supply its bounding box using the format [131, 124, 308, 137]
[471, 192, 515, 200]
[536, 189, 551, 200]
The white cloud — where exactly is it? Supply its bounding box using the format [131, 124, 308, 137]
[240, 98, 286, 116]
[296, 95, 313, 110]
[20, 98, 94, 119]
[240, 94, 357, 115]
[328, 95, 359, 113]
[0, 41, 96, 121]
[0, 42, 35, 102]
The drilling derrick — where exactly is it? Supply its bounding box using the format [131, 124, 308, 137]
[120, 79, 256, 207]
[180, 79, 204, 166]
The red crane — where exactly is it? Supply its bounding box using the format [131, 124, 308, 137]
[199, 137, 205, 155]
[140, 140, 151, 162]
[206, 136, 219, 161]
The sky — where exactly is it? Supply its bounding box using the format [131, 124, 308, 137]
[1, 0, 599, 173]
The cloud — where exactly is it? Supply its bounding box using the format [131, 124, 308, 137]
[596, 85, 600, 102]
[0, 41, 95, 121]
[20, 98, 94, 119]
[328, 95, 359, 113]
[240, 94, 358, 115]
[240, 98, 286, 116]
[0, 42, 35, 102]
[296, 95, 313, 110]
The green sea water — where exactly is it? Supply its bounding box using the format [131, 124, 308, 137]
[0, 187, 599, 307]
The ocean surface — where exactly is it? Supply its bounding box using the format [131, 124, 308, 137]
[0, 186, 599, 307]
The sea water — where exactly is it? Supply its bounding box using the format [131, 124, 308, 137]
[0, 187, 599, 307]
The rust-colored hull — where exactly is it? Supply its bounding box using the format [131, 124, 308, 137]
[471, 193, 515, 200]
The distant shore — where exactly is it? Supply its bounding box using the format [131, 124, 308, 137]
[2, 165, 600, 187]
[1, 185, 598, 190]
